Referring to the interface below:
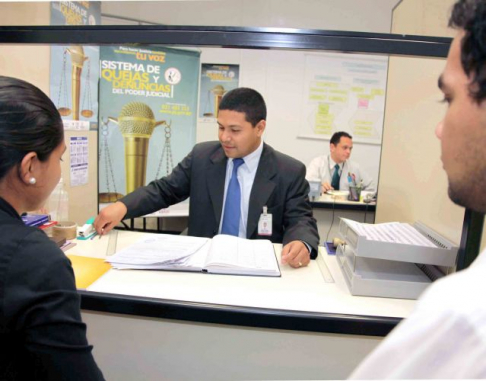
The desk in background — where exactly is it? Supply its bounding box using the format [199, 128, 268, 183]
[67, 230, 413, 380]
[100, 200, 190, 233]
[101, 196, 373, 242]
[311, 194, 376, 246]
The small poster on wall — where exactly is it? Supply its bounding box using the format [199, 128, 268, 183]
[199, 64, 239, 121]
[49, 1, 101, 131]
[70, 136, 88, 187]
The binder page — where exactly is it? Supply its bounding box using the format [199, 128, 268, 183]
[205, 235, 278, 271]
[106, 235, 210, 269]
[342, 219, 437, 247]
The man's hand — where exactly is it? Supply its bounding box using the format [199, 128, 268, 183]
[321, 182, 334, 193]
[281, 240, 311, 268]
[94, 201, 127, 237]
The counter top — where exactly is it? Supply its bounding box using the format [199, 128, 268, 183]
[68, 230, 415, 336]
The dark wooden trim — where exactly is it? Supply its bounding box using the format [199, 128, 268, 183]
[457, 209, 485, 270]
[80, 291, 400, 337]
[0, 25, 450, 57]
[311, 201, 376, 212]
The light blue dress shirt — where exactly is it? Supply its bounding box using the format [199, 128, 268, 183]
[218, 141, 312, 255]
[219, 140, 264, 238]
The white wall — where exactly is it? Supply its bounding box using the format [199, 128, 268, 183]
[196, 47, 382, 183]
[100, 0, 399, 187]
[377, 0, 463, 247]
[386, 0, 486, 252]
[390, 0, 456, 37]
[102, 0, 400, 33]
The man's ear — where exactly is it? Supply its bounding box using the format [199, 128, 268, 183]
[330, 143, 336, 153]
[19, 152, 38, 185]
[255, 120, 266, 136]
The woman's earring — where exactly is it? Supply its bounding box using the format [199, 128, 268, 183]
[29, 177, 36, 185]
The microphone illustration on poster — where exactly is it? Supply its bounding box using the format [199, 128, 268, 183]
[108, 102, 168, 195]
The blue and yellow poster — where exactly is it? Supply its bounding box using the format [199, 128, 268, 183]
[49, 1, 101, 131]
[98, 45, 200, 203]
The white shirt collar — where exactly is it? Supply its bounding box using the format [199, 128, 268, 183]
[329, 155, 343, 171]
[230, 139, 263, 172]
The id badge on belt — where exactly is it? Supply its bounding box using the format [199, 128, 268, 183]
[258, 206, 272, 236]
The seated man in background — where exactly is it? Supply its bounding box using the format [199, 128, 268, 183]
[306, 131, 374, 193]
[95, 87, 319, 268]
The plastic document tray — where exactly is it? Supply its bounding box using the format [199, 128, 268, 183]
[336, 244, 432, 299]
[338, 220, 458, 267]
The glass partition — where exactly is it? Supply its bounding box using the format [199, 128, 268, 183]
[4, 26, 473, 257]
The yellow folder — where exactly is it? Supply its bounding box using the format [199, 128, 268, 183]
[67, 255, 112, 289]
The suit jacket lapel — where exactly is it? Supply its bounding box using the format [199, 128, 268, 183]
[207, 147, 227, 228]
[247, 143, 277, 238]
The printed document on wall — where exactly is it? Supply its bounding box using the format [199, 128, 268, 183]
[70, 136, 88, 187]
[299, 53, 388, 145]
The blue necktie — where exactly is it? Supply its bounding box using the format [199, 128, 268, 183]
[221, 158, 245, 236]
[331, 163, 340, 190]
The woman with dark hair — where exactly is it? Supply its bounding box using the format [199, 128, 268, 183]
[0, 76, 103, 380]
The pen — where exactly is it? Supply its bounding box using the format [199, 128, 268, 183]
[98, 227, 104, 239]
[90, 232, 98, 240]
[351, 173, 356, 186]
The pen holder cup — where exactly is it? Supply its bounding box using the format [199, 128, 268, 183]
[348, 186, 362, 202]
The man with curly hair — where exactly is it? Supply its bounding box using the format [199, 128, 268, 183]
[350, 0, 486, 378]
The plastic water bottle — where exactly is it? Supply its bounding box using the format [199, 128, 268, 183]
[48, 178, 69, 222]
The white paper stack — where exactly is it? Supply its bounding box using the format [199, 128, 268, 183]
[107, 235, 210, 269]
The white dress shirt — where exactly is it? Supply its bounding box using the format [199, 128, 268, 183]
[219, 140, 264, 238]
[306, 155, 375, 191]
[349, 248, 486, 379]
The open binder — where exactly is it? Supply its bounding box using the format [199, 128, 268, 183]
[106, 234, 281, 277]
[336, 218, 458, 299]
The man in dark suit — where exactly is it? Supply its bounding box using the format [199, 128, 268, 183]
[95, 88, 319, 268]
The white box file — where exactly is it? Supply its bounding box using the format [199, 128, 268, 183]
[338, 219, 458, 267]
[337, 244, 434, 299]
[336, 219, 458, 299]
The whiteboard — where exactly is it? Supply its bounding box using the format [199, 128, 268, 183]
[299, 53, 388, 145]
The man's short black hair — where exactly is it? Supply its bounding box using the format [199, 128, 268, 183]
[449, 0, 486, 103]
[218, 87, 266, 126]
[330, 131, 352, 146]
